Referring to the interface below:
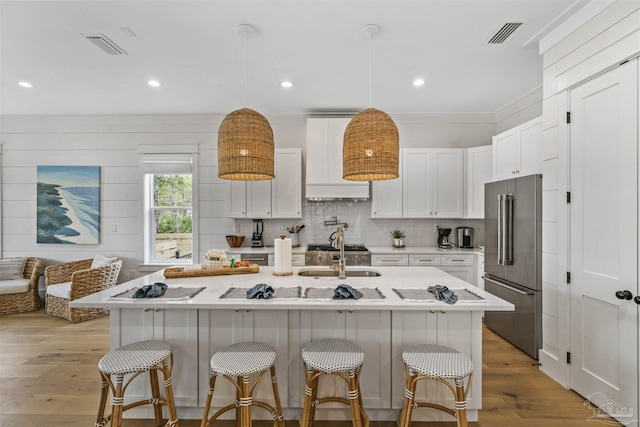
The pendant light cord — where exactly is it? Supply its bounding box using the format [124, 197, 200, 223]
[245, 31, 249, 106]
[368, 31, 372, 108]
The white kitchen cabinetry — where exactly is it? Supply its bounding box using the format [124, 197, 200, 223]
[300, 310, 391, 409]
[476, 253, 484, 291]
[403, 149, 463, 218]
[465, 145, 492, 218]
[371, 154, 403, 218]
[492, 116, 542, 181]
[198, 309, 293, 408]
[372, 254, 409, 266]
[109, 308, 199, 408]
[391, 311, 480, 417]
[306, 118, 369, 200]
[227, 149, 302, 218]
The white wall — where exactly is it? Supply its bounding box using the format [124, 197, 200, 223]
[0, 113, 496, 280]
[538, 0, 640, 386]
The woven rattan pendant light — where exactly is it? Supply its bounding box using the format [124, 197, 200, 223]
[343, 24, 399, 181]
[218, 24, 274, 181]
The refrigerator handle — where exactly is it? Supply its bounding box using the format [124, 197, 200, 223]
[497, 195, 503, 265]
[504, 194, 514, 265]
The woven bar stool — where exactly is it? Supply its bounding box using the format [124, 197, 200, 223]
[300, 338, 369, 427]
[95, 340, 178, 427]
[200, 341, 285, 427]
[398, 344, 473, 427]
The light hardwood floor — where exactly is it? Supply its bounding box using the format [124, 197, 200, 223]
[0, 310, 620, 427]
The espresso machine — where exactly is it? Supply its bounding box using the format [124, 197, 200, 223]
[437, 227, 453, 249]
[251, 219, 264, 247]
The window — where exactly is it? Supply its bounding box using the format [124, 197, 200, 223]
[143, 153, 197, 265]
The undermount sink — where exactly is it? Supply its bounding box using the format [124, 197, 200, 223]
[297, 268, 382, 277]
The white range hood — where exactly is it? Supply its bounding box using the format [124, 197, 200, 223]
[306, 117, 370, 201]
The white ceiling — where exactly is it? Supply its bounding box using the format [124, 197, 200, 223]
[0, 0, 587, 116]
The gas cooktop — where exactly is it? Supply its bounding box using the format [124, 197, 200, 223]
[307, 244, 369, 252]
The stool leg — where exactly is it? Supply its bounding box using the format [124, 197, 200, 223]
[239, 375, 252, 427]
[454, 378, 468, 427]
[95, 373, 110, 427]
[235, 375, 243, 427]
[300, 366, 315, 427]
[398, 369, 417, 427]
[161, 357, 179, 427]
[200, 375, 217, 427]
[347, 370, 363, 427]
[149, 368, 164, 425]
[269, 366, 285, 427]
[111, 374, 125, 427]
[307, 369, 320, 426]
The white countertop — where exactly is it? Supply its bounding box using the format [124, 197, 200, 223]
[71, 266, 513, 312]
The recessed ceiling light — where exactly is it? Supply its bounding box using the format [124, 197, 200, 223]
[413, 78, 425, 87]
[148, 80, 161, 87]
[18, 81, 34, 88]
[280, 81, 294, 88]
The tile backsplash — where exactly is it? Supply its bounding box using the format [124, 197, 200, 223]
[235, 200, 484, 248]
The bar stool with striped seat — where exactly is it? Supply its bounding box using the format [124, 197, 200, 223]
[300, 338, 369, 427]
[398, 344, 473, 427]
[95, 340, 179, 427]
[200, 341, 285, 427]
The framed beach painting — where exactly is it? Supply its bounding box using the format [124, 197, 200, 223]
[37, 166, 100, 244]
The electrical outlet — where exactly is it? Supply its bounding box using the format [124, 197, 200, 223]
[278, 224, 284, 232]
[384, 224, 390, 231]
[479, 224, 485, 232]
[234, 224, 240, 233]
[111, 224, 117, 232]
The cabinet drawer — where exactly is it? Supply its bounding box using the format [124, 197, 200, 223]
[409, 255, 440, 266]
[291, 253, 305, 266]
[371, 254, 409, 266]
[441, 254, 473, 266]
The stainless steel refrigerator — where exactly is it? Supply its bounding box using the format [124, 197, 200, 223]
[484, 174, 542, 359]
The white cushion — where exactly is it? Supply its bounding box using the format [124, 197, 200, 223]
[91, 255, 118, 269]
[47, 281, 71, 299]
[0, 279, 31, 295]
[0, 257, 27, 280]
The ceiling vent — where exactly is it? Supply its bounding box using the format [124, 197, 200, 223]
[486, 22, 524, 44]
[82, 34, 127, 55]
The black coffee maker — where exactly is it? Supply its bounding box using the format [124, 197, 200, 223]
[437, 227, 453, 249]
[251, 219, 264, 247]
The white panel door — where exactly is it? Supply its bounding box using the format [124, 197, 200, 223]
[247, 179, 272, 218]
[432, 149, 463, 217]
[570, 60, 638, 425]
[272, 148, 302, 218]
[403, 149, 431, 218]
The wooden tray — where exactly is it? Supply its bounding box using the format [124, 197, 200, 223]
[163, 264, 260, 278]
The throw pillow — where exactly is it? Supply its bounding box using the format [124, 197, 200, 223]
[0, 257, 28, 280]
[90, 254, 118, 269]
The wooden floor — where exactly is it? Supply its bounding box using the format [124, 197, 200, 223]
[0, 310, 619, 427]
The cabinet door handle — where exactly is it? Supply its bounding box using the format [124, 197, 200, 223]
[418, 259, 434, 262]
[381, 259, 400, 263]
[450, 259, 465, 262]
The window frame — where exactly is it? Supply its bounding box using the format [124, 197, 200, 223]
[141, 150, 198, 266]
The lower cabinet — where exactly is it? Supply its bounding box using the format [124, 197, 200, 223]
[299, 310, 392, 409]
[391, 311, 482, 419]
[109, 308, 199, 408]
[373, 253, 475, 284]
[198, 309, 294, 409]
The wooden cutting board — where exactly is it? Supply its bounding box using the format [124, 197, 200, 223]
[163, 264, 260, 278]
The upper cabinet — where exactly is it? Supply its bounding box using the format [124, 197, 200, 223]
[306, 118, 369, 200]
[372, 148, 463, 219]
[492, 116, 542, 181]
[465, 145, 492, 219]
[227, 149, 302, 219]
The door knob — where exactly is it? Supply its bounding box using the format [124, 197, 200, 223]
[634, 296, 640, 305]
[615, 290, 633, 300]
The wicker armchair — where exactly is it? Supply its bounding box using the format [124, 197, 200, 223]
[45, 258, 123, 323]
[0, 258, 44, 315]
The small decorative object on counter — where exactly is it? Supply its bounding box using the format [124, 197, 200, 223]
[285, 224, 304, 248]
[203, 248, 227, 269]
[391, 230, 405, 248]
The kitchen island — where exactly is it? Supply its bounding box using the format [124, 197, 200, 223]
[71, 265, 513, 422]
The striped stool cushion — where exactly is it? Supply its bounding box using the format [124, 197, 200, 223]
[98, 340, 172, 375]
[210, 341, 277, 376]
[302, 338, 364, 374]
[402, 344, 473, 379]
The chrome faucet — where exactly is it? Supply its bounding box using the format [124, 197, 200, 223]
[332, 226, 346, 279]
